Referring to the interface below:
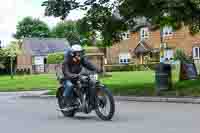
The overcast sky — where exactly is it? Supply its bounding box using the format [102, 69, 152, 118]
[0, 0, 85, 46]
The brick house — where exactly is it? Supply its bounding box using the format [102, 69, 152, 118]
[17, 38, 70, 73]
[106, 24, 200, 65]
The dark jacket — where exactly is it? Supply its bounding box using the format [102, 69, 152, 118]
[62, 51, 100, 80]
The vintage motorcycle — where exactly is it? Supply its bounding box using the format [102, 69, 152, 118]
[56, 72, 115, 121]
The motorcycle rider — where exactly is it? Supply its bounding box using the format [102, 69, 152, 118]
[62, 44, 101, 109]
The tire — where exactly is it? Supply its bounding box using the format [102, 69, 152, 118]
[57, 87, 75, 117]
[95, 86, 115, 121]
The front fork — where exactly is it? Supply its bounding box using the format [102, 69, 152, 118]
[89, 81, 104, 110]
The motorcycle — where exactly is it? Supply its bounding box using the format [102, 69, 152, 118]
[56, 72, 115, 121]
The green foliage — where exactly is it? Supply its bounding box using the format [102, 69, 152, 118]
[4, 41, 21, 58]
[47, 52, 64, 64]
[3, 41, 22, 79]
[78, 4, 128, 47]
[51, 21, 80, 44]
[14, 17, 50, 39]
[42, 0, 80, 20]
[76, 18, 97, 46]
[159, 16, 181, 29]
[174, 48, 193, 64]
[42, 0, 128, 47]
[0, 42, 20, 72]
[119, 0, 200, 34]
[0, 49, 6, 69]
[189, 21, 200, 35]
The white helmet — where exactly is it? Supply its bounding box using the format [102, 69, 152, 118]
[71, 44, 83, 52]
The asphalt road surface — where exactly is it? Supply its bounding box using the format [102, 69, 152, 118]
[0, 95, 200, 133]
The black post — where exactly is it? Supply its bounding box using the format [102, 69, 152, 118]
[10, 57, 14, 79]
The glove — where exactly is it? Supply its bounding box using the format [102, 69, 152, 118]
[71, 74, 80, 79]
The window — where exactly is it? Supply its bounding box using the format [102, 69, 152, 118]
[34, 56, 44, 65]
[150, 52, 153, 58]
[122, 31, 130, 40]
[164, 49, 174, 60]
[119, 53, 131, 64]
[162, 26, 173, 37]
[193, 47, 200, 59]
[195, 48, 198, 57]
[140, 27, 149, 40]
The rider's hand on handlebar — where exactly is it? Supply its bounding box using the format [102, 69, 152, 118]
[71, 74, 80, 79]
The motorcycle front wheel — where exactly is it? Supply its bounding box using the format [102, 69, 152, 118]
[95, 86, 115, 121]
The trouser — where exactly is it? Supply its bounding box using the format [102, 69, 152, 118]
[63, 80, 73, 97]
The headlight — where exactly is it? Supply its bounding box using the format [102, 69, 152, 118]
[90, 74, 98, 81]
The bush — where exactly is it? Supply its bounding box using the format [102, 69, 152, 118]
[105, 64, 157, 72]
[47, 52, 64, 64]
[174, 48, 193, 64]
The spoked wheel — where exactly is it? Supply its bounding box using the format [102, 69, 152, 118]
[57, 87, 75, 117]
[95, 87, 115, 121]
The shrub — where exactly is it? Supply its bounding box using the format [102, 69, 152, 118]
[105, 64, 157, 72]
[47, 52, 64, 64]
[174, 48, 193, 64]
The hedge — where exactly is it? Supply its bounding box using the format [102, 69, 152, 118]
[105, 64, 157, 72]
[47, 52, 64, 64]
[16, 68, 31, 75]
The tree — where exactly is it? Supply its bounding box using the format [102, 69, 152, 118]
[0, 48, 5, 69]
[76, 18, 94, 46]
[42, 0, 200, 37]
[118, 0, 200, 33]
[42, 0, 80, 20]
[42, 0, 127, 47]
[51, 21, 80, 44]
[4, 41, 21, 79]
[14, 17, 51, 39]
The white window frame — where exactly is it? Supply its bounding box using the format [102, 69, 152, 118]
[34, 56, 45, 65]
[140, 27, 149, 40]
[164, 49, 174, 60]
[162, 26, 173, 37]
[193, 47, 200, 59]
[119, 53, 131, 64]
[122, 31, 130, 40]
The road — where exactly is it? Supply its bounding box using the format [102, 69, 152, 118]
[0, 95, 200, 133]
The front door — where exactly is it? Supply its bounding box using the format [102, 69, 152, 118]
[139, 54, 144, 64]
[34, 56, 45, 73]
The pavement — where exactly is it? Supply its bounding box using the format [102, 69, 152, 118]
[0, 93, 200, 133]
[14, 90, 200, 104]
[0, 90, 50, 97]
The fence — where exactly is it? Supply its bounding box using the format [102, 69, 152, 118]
[32, 64, 48, 74]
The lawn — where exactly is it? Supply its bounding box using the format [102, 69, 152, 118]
[101, 71, 155, 96]
[1, 71, 200, 97]
[0, 74, 59, 92]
